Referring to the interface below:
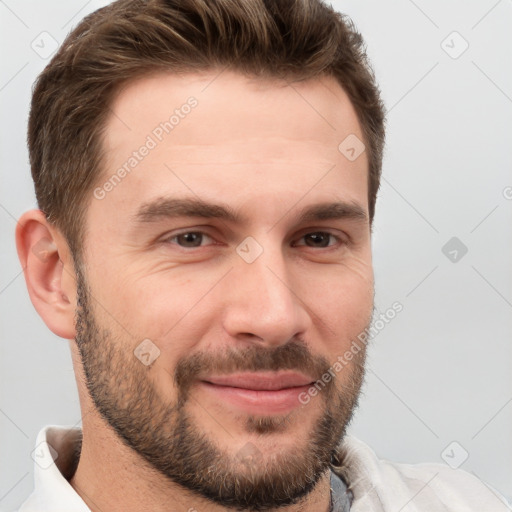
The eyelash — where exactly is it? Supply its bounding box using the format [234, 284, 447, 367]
[163, 230, 346, 250]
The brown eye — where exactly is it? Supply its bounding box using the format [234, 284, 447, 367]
[304, 232, 330, 247]
[172, 232, 208, 247]
[179, 232, 202, 247]
[301, 232, 335, 248]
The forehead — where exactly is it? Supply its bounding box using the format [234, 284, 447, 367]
[92, 70, 368, 230]
[104, 70, 363, 154]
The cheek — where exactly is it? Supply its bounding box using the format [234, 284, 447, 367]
[85, 255, 191, 327]
[111, 271, 222, 361]
[298, 260, 373, 341]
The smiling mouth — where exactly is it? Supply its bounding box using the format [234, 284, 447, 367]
[198, 371, 315, 414]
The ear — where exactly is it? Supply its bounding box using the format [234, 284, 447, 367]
[15, 210, 77, 339]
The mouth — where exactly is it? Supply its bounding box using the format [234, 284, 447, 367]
[198, 371, 316, 414]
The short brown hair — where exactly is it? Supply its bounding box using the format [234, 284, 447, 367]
[28, 0, 385, 258]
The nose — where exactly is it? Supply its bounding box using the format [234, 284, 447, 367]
[220, 244, 311, 348]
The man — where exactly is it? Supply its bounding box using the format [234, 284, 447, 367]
[14, 0, 510, 511]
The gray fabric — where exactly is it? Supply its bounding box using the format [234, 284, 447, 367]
[330, 469, 352, 512]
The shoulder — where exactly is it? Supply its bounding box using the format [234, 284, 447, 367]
[331, 436, 511, 512]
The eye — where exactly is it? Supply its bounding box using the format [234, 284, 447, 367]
[167, 231, 214, 248]
[294, 231, 341, 248]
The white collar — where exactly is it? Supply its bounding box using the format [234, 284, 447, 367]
[19, 425, 89, 511]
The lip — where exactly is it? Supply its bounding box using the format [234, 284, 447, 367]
[203, 371, 314, 390]
[198, 371, 315, 414]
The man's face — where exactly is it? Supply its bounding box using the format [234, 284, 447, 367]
[75, 71, 373, 510]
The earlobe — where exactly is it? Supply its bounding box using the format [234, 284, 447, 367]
[15, 210, 77, 339]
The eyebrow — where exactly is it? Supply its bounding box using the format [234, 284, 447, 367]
[134, 197, 368, 225]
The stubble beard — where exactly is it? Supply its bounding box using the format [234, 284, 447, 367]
[74, 266, 367, 511]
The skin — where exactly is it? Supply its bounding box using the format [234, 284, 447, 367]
[16, 70, 374, 512]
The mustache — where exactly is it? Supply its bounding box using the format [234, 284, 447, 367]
[174, 339, 332, 402]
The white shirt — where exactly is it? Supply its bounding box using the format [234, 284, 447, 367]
[18, 425, 511, 512]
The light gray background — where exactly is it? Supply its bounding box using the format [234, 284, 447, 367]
[1, 1, 511, 510]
